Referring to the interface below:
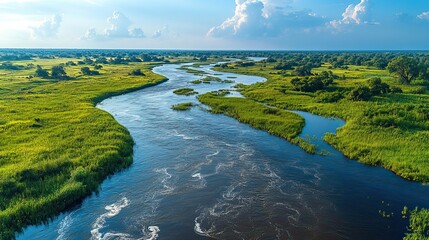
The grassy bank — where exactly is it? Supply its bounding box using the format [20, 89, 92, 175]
[198, 91, 316, 153]
[0, 58, 166, 239]
[211, 61, 429, 183]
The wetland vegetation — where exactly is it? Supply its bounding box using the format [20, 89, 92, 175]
[171, 102, 195, 111]
[173, 88, 198, 96]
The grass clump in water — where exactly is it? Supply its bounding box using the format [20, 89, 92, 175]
[171, 102, 194, 111]
[177, 65, 208, 75]
[173, 88, 198, 96]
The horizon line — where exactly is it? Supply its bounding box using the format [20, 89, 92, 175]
[0, 48, 429, 52]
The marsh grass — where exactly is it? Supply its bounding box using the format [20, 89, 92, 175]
[171, 102, 194, 111]
[173, 88, 198, 96]
[177, 66, 208, 75]
[198, 92, 316, 154]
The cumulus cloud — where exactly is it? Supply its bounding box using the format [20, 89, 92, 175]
[82, 11, 145, 40]
[208, 0, 266, 38]
[31, 14, 62, 38]
[417, 12, 429, 20]
[330, 0, 369, 28]
[208, 0, 324, 38]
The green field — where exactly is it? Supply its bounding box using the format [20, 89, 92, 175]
[0, 58, 167, 238]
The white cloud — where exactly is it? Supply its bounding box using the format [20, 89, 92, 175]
[30, 14, 62, 39]
[208, 0, 266, 38]
[83, 28, 97, 40]
[417, 11, 429, 20]
[208, 0, 324, 38]
[104, 11, 131, 37]
[152, 26, 168, 38]
[82, 11, 145, 40]
[330, 0, 368, 28]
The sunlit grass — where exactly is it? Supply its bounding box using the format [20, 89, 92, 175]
[198, 92, 316, 153]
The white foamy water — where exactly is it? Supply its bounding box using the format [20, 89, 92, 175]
[145, 226, 160, 240]
[90, 197, 160, 240]
[154, 168, 175, 194]
[170, 129, 199, 140]
[56, 214, 74, 240]
[90, 197, 130, 240]
[194, 216, 215, 237]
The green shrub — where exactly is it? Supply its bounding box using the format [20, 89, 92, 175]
[348, 86, 372, 101]
[130, 69, 145, 76]
[316, 91, 344, 103]
[368, 77, 390, 95]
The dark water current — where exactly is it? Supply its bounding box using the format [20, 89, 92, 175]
[18, 61, 429, 240]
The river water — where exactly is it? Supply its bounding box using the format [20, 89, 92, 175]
[18, 62, 429, 240]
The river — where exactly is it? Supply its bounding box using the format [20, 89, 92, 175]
[18, 62, 429, 240]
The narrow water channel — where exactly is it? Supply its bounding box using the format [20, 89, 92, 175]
[18, 62, 429, 240]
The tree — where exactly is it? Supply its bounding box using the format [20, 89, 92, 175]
[81, 67, 99, 76]
[51, 65, 68, 80]
[94, 64, 103, 70]
[387, 56, 419, 84]
[35, 65, 49, 78]
[419, 65, 429, 81]
[265, 57, 277, 63]
[274, 62, 293, 70]
[294, 65, 312, 76]
[290, 71, 336, 92]
[130, 69, 145, 76]
[348, 86, 372, 101]
[368, 77, 390, 95]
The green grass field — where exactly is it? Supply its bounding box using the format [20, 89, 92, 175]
[0, 58, 166, 239]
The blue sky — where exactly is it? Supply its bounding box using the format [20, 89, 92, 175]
[0, 0, 428, 50]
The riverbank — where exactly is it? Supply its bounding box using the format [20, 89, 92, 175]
[0, 59, 167, 239]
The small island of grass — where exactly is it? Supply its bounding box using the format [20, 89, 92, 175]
[171, 102, 194, 111]
[173, 88, 198, 96]
[178, 65, 208, 75]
